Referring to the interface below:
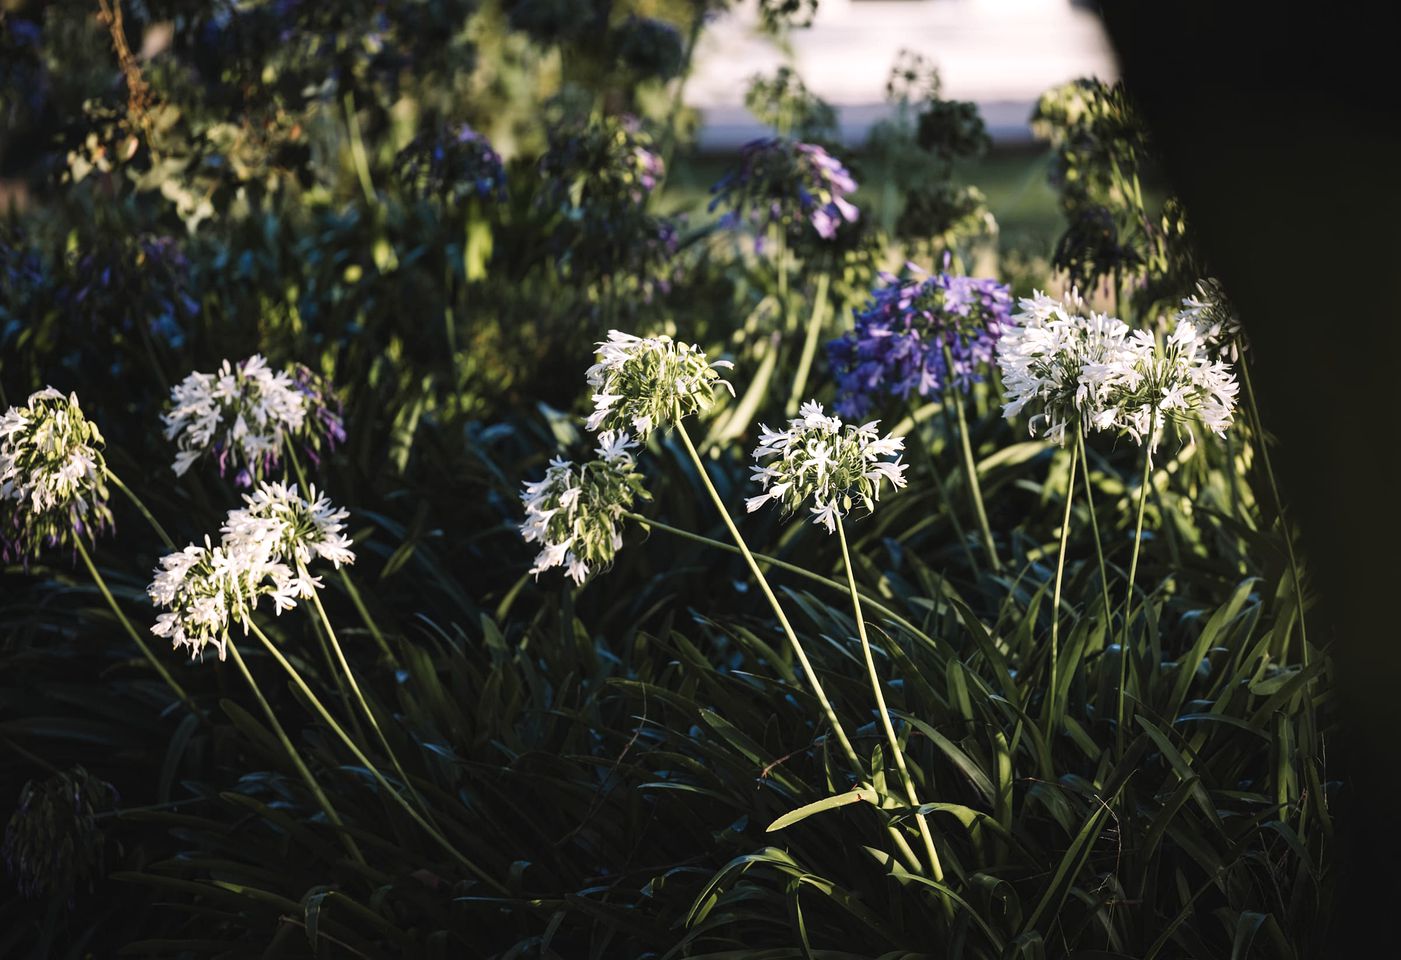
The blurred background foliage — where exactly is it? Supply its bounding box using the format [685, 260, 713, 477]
[0, 1, 1331, 957]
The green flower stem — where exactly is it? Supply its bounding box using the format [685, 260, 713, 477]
[786, 271, 831, 416]
[943, 348, 1001, 573]
[247, 620, 505, 893]
[73, 538, 200, 719]
[1046, 442, 1079, 732]
[285, 444, 399, 668]
[343, 92, 377, 207]
[908, 402, 981, 577]
[302, 562, 439, 830]
[1240, 361, 1309, 665]
[622, 511, 942, 655]
[673, 418, 861, 771]
[836, 514, 946, 885]
[106, 469, 175, 551]
[1118, 437, 1154, 755]
[1075, 432, 1113, 626]
[227, 639, 367, 868]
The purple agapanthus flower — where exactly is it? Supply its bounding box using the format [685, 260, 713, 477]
[827, 259, 1011, 419]
[394, 122, 508, 205]
[709, 137, 859, 241]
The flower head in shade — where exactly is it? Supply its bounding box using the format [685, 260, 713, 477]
[828, 263, 1011, 419]
[393, 122, 508, 205]
[221, 481, 356, 571]
[585, 331, 734, 439]
[1178, 277, 1246, 361]
[0, 388, 112, 563]
[747, 401, 907, 534]
[163, 355, 343, 487]
[1114, 319, 1239, 453]
[3, 766, 116, 902]
[709, 137, 859, 242]
[996, 290, 1149, 446]
[540, 115, 664, 219]
[519, 431, 650, 585]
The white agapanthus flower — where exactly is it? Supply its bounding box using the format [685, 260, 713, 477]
[585, 331, 734, 439]
[1178, 277, 1246, 362]
[148, 482, 355, 660]
[1116, 319, 1239, 453]
[0, 388, 113, 562]
[997, 290, 1148, 445]
[147, 536, 315, 661]
[221, 481, 356, 571]
[519, 430, 650, 585]
[747, 400, 908, 534]
[163, 355, 308, 487]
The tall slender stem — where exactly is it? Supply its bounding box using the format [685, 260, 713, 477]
[247, 621, 504, 892]
[623, 511, 940, 650]
[227, 640, 366, 868]
[673, 418, 861, 771]
[285, 443, 398, 667]
[836, 515, 945, 884]
[1240, 362, 1309, 664]
[74, 538, 200, 718]
[1046, 443, 1079, 731]
[909, 402, 981, 576]
[106, 469, 175, 551]
[1118, 438, 1154, 754]
[1075, 432, 1113, 626]
[787, 271, 830, 416]
[943, 350, 1000, 573]
[302, 563, 438, 828]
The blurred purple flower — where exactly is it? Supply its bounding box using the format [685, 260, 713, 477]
[709, 137, 859, 241]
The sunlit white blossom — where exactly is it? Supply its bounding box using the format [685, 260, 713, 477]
[221, 481, 356, 571]
[585, 331, 734, 439]
[1178, 277, 1246, 362]
[747, 401, 908, 534]
[163, 355, 345, 487]
[1116, 319, 1239, 453]
[996, 290, 1148, 445]
[519, 431, 649, 585]
[0, 388, 113, 562]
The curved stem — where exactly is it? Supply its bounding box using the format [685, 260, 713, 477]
[302, 562, 439, 829]
[247, 621, 505, 893]
[673, 419, 861, 771]
[837, 514, 945, 884]
[787, 271, 830, 416]
[1075, 432, 1113, 627]
[1118, 439, 1154, 754]
[1240, 362, 1308, 664]
[1047, 443, 1079, 731]
[227, 640, 367, 868]
[943, 354, 1001, 573]
[74, 538, 200, 719]
[106, 469, 175, 551]
[284, 443, 398, 668]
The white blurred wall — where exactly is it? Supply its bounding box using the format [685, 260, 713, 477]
[689, 0, 1118, 149]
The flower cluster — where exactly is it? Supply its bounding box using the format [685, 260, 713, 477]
[520, 431, 650, 585]
[997, 291, 1145, 446]
[148, 482, 355, 660]
[393, 122, 507, 205]
[998, 290, 1238, 451]
[3, 766, 115, 902]
[539, 116, 664, 219]
[827, 264, 1011, 419]
[748, 401, 907, 533]
[585, 331, 734, 439]
[162, 355, 344, 487]
[0, 388, 112, 563]
[1178, 277, 1246, 361]
[1115, 320, 1240, 451]
[709, 137, 859, 241]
